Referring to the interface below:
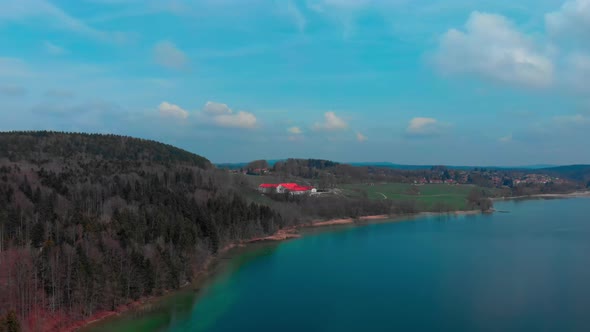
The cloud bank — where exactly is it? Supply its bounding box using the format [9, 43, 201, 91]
[158, 101, 189, 119]
[546, 0, 590, 42]
[433, 11, 553, 88]
[406, 117, 445, 137]
[314, 111, 348, 131]
[203, 101, 257, 129]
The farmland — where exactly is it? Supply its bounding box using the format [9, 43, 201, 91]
[240, 174, 494, 212]
[340, 183, 493, 210]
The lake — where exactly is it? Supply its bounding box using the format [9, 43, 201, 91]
[88, 198, 590, 331]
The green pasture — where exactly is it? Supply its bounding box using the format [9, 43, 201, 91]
[340, 183, 486, 210]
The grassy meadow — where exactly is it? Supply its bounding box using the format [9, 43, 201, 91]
[239, 174, 494, 212]
[340, 183, 489, 210]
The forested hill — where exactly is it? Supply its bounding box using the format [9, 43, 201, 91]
[539, 165, 590, 183]
[0, 131, 211, 168]
[0, 131, 285, 331]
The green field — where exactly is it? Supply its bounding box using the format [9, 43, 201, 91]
[340, 183, 488, 210]
[236, 173, 491, 211]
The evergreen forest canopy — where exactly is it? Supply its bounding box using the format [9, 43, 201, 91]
[0, 131, 285, 331]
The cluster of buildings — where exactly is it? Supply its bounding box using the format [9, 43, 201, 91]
[414, 178, 458, 185]
[413, 169, 567, 188]
[258, 183, 317, 195]
[513, 174, 565, 186]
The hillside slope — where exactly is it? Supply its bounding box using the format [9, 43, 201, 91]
[0, 132, 283, 331]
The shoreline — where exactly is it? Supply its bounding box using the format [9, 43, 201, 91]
[306, 211, 483, 228]
[492, 191, 590, 201]
[77, 208, 484, 331]
[64, 242, 240, 332]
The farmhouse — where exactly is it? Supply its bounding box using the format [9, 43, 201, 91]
[258, 183, 279, 193]
[258, 183, 317, 195]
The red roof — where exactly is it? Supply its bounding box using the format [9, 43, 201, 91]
[259, 183, 315, 192]
[259, 183, 279, 188]
[278, 183, 299, 190]
[291, 186, 314, 192]
[279, 183, 314, 192]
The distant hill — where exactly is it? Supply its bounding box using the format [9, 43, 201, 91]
[219, 159, 589, 186]
[348, 162, 557, 171]
[224, 160, 557, 172]
[539, 165, 590, 182]
[0, 131, 211, 168]
[348, 162, 435, 170]
[216, 160, 283, 169]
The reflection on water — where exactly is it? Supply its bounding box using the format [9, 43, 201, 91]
[85, 244, 280, 332]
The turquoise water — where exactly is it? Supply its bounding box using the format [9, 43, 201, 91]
[91, 198, 590, 331]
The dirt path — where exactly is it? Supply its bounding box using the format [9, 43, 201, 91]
[375, 192, 387, 199]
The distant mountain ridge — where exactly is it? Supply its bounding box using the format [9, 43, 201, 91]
[217, 159, 590, 183]
[216, 159, 283, 169]
[217, 160, 566, 172]
[347, 162, 560, 170]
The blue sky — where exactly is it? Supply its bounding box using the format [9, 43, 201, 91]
[1, 0, 589, 165]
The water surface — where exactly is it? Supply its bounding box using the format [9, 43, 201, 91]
[89, 198, 590, 331]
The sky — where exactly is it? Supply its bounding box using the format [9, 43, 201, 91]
[1, 0, 589, 165]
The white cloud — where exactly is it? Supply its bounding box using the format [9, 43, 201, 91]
[204, 101, 232, 115]
[0, 0, 127, 42]
[406, 117, 445, 137]
[158, 101, 189, 119]
[214, 111, 257, 129]
[306, 0, 409, 37]
[284, 0, 306, 32]
[314, 111, 348, 130]
[154, 41, 188, 70]
[44, 41, 68, 55]
[546, 0, 590, 41]
[201, 101, 257, 129]
[356, 132, 367, 142]
[432, 11, 553, 88]
[288, 126, 303, 134]
[307, 0, 370, 37]
[499, 134, 513, 143]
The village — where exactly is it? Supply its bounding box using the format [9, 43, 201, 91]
[227, 162, 571, 193]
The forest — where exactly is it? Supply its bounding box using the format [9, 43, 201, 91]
[0, 132, 288, 331]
